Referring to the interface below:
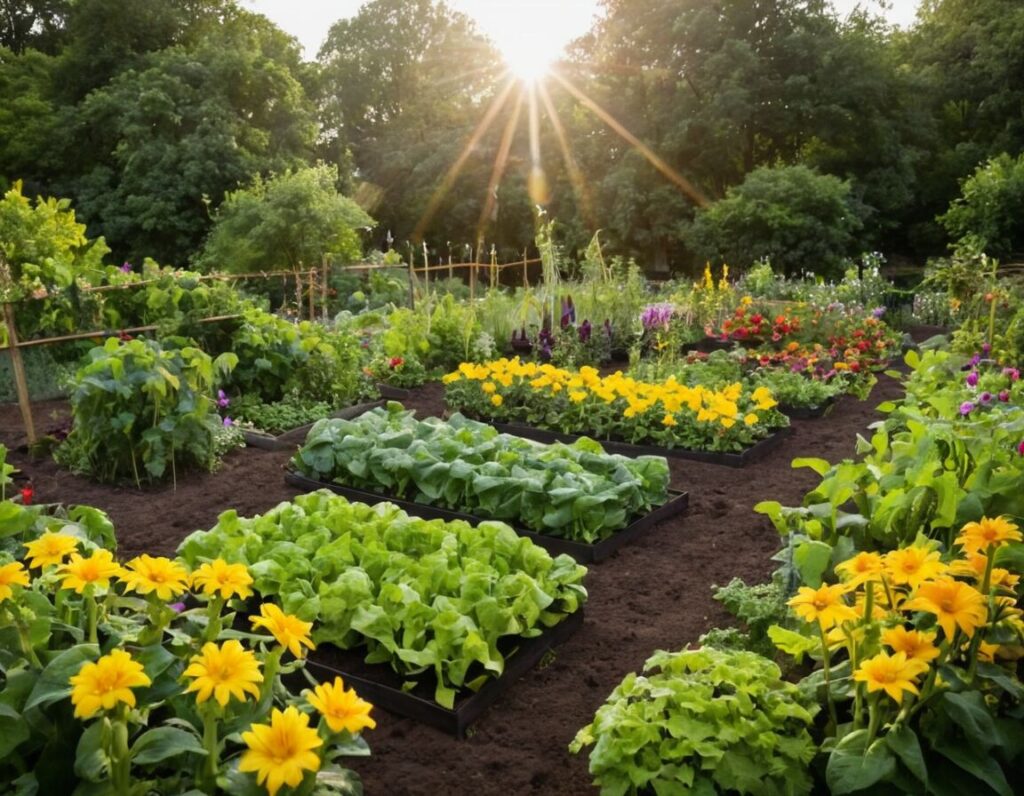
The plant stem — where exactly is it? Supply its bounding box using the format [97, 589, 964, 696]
[865, 693, 883, 746]
[110, 704, 132, 795]
[201, 705, 220, 791]
[818, 623, 839, 728]
[85, 592, 98, 644]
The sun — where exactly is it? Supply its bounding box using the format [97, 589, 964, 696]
[502, 47, 553, 84]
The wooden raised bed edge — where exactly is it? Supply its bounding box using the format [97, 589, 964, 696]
[779, 394, 839, 420]
[241, 399, 386, 452]
[302, 609, 585, 738]
[477, 420, 792, 468]
[283, 469, 689, 564]
[375, 383, 411, 400]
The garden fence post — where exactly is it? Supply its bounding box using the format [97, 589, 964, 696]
[308, 268, 315, 320]
[2, 302, 36, 445]
[523, 249, 529, 288]
[321, 257, 329, 322]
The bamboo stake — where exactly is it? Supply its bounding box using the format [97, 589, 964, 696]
[0, 314, 243, 351]
[523, 249, 529, 288]
[294, 269, 303, 321]
[321, 258, 329, 322]
[2, 303, 36, 445]
[307, 268, 315, 320]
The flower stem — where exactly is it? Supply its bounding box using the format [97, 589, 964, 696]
[110, 704, 132, 795]
[201, 705, 220, 790]
[85, 592, 98, 645]
[818, 623, 838, 728]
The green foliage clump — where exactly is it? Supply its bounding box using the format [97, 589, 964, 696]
[57, 337, 237, 485]
[700, 578, 788, 659]
[939, 153, 1024, 259]
[689, 165, 865, 278]
[570, 647, 818, 796]
[177, 489, 588, 708]
[196, 165, 374, 274]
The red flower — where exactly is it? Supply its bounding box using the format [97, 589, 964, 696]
[750, 314, 763, 325]
[20, 485, 33, 506]
[388, 357, 404, 369]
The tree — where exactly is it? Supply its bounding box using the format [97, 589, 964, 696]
[196, 165, 374, 273]
[0, 0, 70, 54]
[687, 165, 865, 277]
[939, 153, 1024, 259]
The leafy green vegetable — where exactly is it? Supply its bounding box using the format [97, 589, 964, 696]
[570, 647, 818, 796]
[177, 490, 588, 708]
[290, 404, 670, 543]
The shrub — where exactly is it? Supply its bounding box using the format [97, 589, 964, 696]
[58, 337, 237, 485]
[570, 647, 818, 796]
[689, 164, 866, 278]
[939, 152, 1024, 258]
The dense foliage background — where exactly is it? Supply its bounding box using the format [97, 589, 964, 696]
[2, 0, 1022, 273]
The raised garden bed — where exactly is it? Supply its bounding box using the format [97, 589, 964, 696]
[240, 399, 385, 451]
[376, 383, 411, 400]
[284, 469, 689, 563]
[477, 421, 792, 468]
[302, 609, 584, 738]
[778, 395, 839, 420]
[681, 337, 735, 354]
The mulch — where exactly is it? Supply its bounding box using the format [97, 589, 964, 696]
[0, 372, 905, 796]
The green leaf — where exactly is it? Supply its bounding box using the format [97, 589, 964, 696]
[826, 730, 896, 794]
[792, 457, 832, 476]
[25, 644, 99, 711]
[131, 726, 207, 765]
[0, 702, 29, 759]
[793, 540, 833, 587]
[74, 721, 107, 782]
[885, 725, 927, 786]
[767, 625, 818, 661]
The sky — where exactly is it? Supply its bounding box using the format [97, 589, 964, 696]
[245, 1, 923, 62]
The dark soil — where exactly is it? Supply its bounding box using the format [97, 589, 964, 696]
[0, 373, 906, 796]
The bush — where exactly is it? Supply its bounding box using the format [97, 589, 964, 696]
[58, 337, 237, 485]
[939, 153, 1024, 258]
[689, 164, 865, 278]
[570, 647, 818, 796]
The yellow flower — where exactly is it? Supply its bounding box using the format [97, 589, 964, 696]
[190, 559, 253, 600]
[903, 578, 988, 640]
[835, 552, 885, 589]
[240, 706, 323, 796]
[788, 583, 857, 629]
[69, 649, 151, 719]
[23, 532, 78, 569]
[250, 603, 315, 659]
[481, 381, 496, 394]
[751, 386, 777, 410]
[720, 416, 736, 429]
[0, 561, 30, 602]
[885, 546, 946, 590]
[441, 372, 460, 384]
[183, 640, 263, 706]
[121, 555, 189, 601]
[59, 550, 122, 594]
[490, 394, 503, 407]
[853, 651, 929, 704]
[950, 552, 1020, 591]
[956, 516, 1021, 554]
[661, 414, 677, 427]
[743, 413, 759, 426]
[307, 677, 376, 735]
[881, 626, 940, 662]
[569, 390, 587, 403]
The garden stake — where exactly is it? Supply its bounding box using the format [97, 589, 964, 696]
[2, 302, 36, 444]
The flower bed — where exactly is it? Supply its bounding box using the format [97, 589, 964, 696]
[288, 404, 671, 544]
[177, 491, 588, 709]
[443, 358, 788, 454]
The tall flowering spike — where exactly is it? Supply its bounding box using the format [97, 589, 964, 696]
[183, 640, 263, 706]
[190, 559, 253, 600]
[249, 604, 315, 659]
[787, 583, 857, 629]
[24, 532, 79, 569]
[59, 550, 122, 594]
[122, 555, 189, 601]
[956, 516, 1021, 554]
[240, 706, 323, 796]
[903, 578, 988, 640]
[0, 561, 30, 602]
[307, 677, 377, 735]
[853, 651, 929, 704]
[70, 649, 151, 719]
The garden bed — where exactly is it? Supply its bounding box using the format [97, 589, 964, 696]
[680, 337, 734, 354]
[481, 420, 792, 467]
[303, 610, 584, 738]
[240, 399, 385, 450]
[778, 395, 839, 419]
[284, 469, 689, 563]
[376, 383, 412, 400]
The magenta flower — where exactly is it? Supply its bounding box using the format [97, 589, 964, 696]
[217, 389, 230, 408]
[966, 371, 979, 387]
[120, 261, 133, 273]
[169, 602, 186, 613]
[223, 417, 233, 427]
[979, 391, 993, 404]
[1003, 367, 1020, 381]
[959, 401, 975, 416]
[999, 390, 1010, 402]
[1018, 439, 1024, 456]
[982, 342, 991, 354]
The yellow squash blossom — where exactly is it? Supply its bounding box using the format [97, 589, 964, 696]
[70, 649, 151, 719]
[190, 559, 253, 600]
[0, 561, 30, 602]
[788, 583, 857, 629]
[240, 706, 323, 796]
[307, 677, 377, 735]
[23, 532, 78, 569]
[59, 550, 122, 594]
[250, 603, 315, 659]
[903, 578, 988, 640]
[121, 555, 189, 601]
[853, 651, 929, 704]
[956, 516, 1021, 554]
[884, 546, 946, 590]
[835, 552, 885, 589]
[183, 640, 263, 706]
[881, 626, 940, 662]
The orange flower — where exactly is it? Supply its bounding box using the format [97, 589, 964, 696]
[881, 626, 940, 663]
[956, 516, 1021, 554]
[885, 547, 946, 590]
[903, 578, 988, 640]
[788, 583, 857, 629]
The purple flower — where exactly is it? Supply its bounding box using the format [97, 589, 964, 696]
[217, 389, 230, 408]
[969, 354, 981, 367]
[999, 390, 1010, 402]
[169, 602, 186, 613]
[640, 303, 675, 331]
[223, 417, 233, 427]
[872, 307, 886, 319]
[560, 296, 576, 329]
[966, 371, 979, 387]
[979, 391, 993, 404]
[579, 320, 592, 343]
[120, 261, 133, 273]
[982, 342, 991, 354]
[959, 401, 975, 416]
[1003, 367, 1020, 381]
